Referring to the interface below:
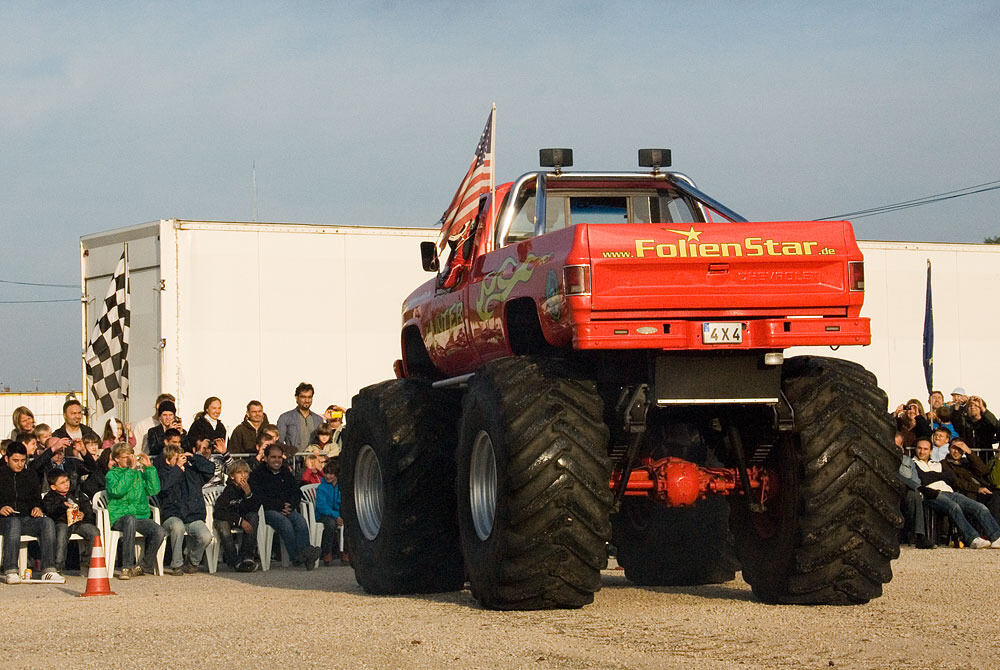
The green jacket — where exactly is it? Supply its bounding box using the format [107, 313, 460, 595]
[106, 466, 161, 525]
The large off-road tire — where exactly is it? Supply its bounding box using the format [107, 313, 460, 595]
[456, 356, 613, 610]
[730, 355, 902, 605]
[341, 379, 465, 594]
[611, 496, 738, 586]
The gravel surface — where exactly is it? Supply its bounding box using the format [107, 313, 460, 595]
[2, 547, 998, 669]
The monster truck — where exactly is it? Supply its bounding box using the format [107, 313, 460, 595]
[341, 147, 901, 610]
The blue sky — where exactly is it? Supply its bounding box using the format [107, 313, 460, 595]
[2, 1, 999, 389]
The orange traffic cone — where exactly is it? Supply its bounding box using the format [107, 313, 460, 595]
[80, 535, 116, 597]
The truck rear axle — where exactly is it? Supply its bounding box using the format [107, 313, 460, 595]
[611, 457, 776, 508]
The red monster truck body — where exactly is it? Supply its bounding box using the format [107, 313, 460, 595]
[342, 149, 900, 610]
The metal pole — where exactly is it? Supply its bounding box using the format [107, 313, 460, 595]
[79, 240, 89, 419]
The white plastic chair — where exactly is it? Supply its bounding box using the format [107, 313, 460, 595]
[1, 530, 91, 575]
[93, 491, 165, 576]
[299, 484, 324, 548]
[202, 485, 225, 573]
[300, 483, 344, 560]
[256, 506, 290, 571]
[0, 534, 37, 575]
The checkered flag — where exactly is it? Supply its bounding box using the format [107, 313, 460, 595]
[85, 249, 130, 413]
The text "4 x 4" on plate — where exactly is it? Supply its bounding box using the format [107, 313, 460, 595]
[702, 322, 743, 344]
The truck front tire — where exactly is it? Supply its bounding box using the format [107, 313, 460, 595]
[341, 379, 465, 594]
[730, 355, 902, 604]
[456, 356, 613, 610]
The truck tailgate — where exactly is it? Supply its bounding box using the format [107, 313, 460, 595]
[585, 221, 860, 314]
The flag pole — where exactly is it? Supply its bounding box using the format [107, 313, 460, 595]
[489, 102, 496, 237]
[79, 240, 89, 419]
[122, 241, 130, 423]
[922, 258, 934, 395]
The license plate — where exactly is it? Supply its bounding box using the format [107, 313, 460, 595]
[702, 322, 743, 344]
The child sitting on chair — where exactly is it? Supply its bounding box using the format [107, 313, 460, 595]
[42, 470, 101, 576]
[213, 460, 259, 572]
[106, 443, 165, 580]
[315, 460, 344, 565]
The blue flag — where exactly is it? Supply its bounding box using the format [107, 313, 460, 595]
[922, 260, 933, 394]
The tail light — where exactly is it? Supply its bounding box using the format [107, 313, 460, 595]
[849, 261, 865, 291]
[563, 265, 591, 295]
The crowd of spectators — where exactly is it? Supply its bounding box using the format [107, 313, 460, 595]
[894, 387, 1000, 549]
[0, 382, 346, 583]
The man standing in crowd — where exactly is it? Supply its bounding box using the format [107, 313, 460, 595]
[952, 393, 998, 455]
[250, 443, 321, 569]
[52, 399, 100, 457]
[155, 439, 215, 575]
[229, 400, 269, 455]
[146, 400, 184, 457]
[0, 442, 64, 583]
[132, 393, 176, 454]
[927, 390, 945, 424]
[277, 383, 323, 453]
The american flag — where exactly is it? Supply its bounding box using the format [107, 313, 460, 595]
[438, 106, 495, 250]
[85, 248, 130, 413]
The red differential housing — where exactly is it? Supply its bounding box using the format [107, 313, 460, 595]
[611, 457, 775, 507]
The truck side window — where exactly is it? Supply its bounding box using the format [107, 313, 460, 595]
[504, 190, 536, 245]
[660, 194, 697, 223]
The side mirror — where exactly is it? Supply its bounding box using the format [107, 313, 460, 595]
[420, 241, 439, 272]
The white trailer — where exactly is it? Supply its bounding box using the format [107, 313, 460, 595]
[80, 221, 1000, 433]
[81, 220, 436, 434]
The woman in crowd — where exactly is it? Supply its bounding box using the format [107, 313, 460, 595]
[10, 406, 34, 441]
[895, 398, 932, 448]
[188, 396, 227, 450]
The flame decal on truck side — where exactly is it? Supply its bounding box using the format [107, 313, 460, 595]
[476, 253, 553, 321]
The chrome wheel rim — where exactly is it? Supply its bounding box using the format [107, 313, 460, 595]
[355, 445, 383, 541]
[469, 430, 498, 541]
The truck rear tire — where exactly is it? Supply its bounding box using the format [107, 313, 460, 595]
[731, 355, 902, 604]
[611, 496, 738, 586]
[456, 356, 613, 610]
[341, 379, 465, 594]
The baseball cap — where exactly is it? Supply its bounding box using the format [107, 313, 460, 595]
[951, 387, 967, 396]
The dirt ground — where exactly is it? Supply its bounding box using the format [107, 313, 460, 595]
[1, 546, 997, 669]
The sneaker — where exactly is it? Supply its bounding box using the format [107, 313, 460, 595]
[40, 570, 66, 584]
[117, 568, 133, 581]
[182, 562, 199, 575]
[304, 546, 321, 571]
[322, 553, 334, 566]
[991, 537, 1000, 549]
[235, 558, 256, 573]
[169, 566, 185, 576]
[131, 566, 146, 577]
[914, 535, 935, 549]
[4, 571, 22, 585]
[969, 537, 991, 549]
